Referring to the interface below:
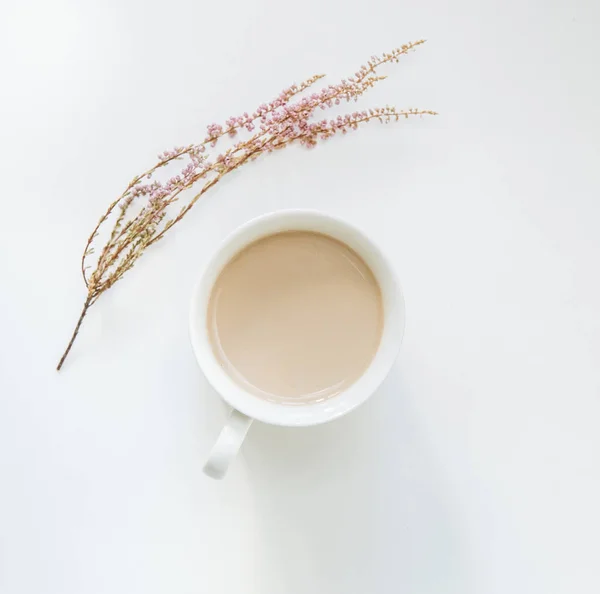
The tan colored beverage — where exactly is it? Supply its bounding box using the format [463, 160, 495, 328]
[207, 231, 383, 405]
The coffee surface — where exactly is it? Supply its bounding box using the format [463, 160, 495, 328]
[207, 231, 383, 404]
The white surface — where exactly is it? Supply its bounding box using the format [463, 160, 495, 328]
[0, 0, 599, 592]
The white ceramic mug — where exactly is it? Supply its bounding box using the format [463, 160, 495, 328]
[189, 210, 405, 479]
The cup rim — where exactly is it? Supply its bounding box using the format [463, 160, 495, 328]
[189, 209, 405, 427]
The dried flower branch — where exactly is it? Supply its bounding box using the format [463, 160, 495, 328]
[57, 41, 436, 370]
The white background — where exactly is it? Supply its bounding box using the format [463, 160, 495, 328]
[1, 0, 599, 592]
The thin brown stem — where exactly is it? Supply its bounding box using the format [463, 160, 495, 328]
[61, 43, 433, 372]
[84, 71, 389, 266]
[81, 74, 328, 283]
[81, 151, 191, 285]
[56, 295, 93, 371]
[146, 132, 277, 246]
[79, 44, 419, 285]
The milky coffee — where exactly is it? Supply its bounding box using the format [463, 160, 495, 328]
[207, 231, 383, 404]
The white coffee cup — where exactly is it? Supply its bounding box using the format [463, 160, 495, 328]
[190, 210, 405, 479]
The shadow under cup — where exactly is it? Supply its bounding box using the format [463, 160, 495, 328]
[190, 210, 405, 429]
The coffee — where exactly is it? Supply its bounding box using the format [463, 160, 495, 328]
[207, 231, 383, 404]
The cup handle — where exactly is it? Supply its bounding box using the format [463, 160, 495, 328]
[203, 408, 253, 479]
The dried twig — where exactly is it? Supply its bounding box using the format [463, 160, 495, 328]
[57, 41, 436, 370]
